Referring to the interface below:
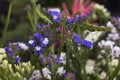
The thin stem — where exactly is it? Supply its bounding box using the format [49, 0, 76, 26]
[1, 2, 13, 47]
[108, 59, 120, 80]
[27, 11, 36, 32]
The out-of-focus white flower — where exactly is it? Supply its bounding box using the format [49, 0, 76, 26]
[42, 38, 49, 45]
[57, 66, 66, 76]
[99, 71, 106, 79]
[85, 59, 95, 74]
[48, 8, 60, 13]
[85, 31, 102, 42]
[42, 67, 51, 80]
[109, 59, 118, 67]
[29, 70, 42, 80]
[98, 40, 115, 49]
[60, 52, 66, 65]
[18, 42, 29, 50]
[107, 33, 120, 41]
[106, 21, 114, 28]
[111, 46, 120, 58]
[0, 48, 7, 62]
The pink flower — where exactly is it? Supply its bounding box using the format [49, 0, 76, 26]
[62, 0, 95, 17]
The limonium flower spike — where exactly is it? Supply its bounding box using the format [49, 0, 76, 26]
[81, 40, 93, 48]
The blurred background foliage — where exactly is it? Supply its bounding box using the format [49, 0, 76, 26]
[0, 0, 110, 46]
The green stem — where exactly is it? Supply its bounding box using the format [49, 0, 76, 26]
[105, 53, 110, 78]
[66, 42, 70, 72]
[1, 2, 12, 47]
[108, 59, 120, 80]
[27, 11, 36, 32]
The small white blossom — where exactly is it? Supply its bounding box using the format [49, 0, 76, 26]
[111, 46, 120, 58]
[42, 67, 51, 80]
[29, 70, 42, 80]
[57, 66, 66, 76]
[60, 52, 66, 65]
[42, 38, 49, 45]
[18, 42, 29, 50]
[98, 40, 115, 49]
[85, 59, 95, 74]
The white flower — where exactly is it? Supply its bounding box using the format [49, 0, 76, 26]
[48, 8, 60, 13]
[42, 67, 51, 80]
[99, 71, 106, 79]
[85, 59, 95, 74]
[107, 33, 120, 41]
[85, 31, 102, 42]
[106, 21, 114, 28]
[18, 42, 29, 50]
[111, 46, 120, 58]
[98, 40, 115, 49]
[57, 66, 66, 76]
[60, 52, 66, 65]
[35, 46, 42, 51]
[109, 59, 118, 67]
[42, 38, 49, 45]
[29, 70, 42, 80]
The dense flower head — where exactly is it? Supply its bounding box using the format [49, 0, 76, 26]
[81, 40, 93, 48]
[73, 33, 81, 46]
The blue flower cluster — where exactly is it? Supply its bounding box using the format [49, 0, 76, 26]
[28, 32, 49, 56]
[48, 9, 60, 22]
[73, 33, 93, 48]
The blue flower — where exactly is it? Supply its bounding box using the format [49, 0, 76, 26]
[28, 39, 37, 47]
[40, 58, 45, 62]
[41, 38, 49, 47]
[4, 47, 14, 57]
[14, 56, 21, 63]
[73, 33, 81, 46]
[81, 40, 93, 48]
[66, 17, 74, 25]
[48, 10, 60, 22]
[34, 46, 43, 55]
[34, 32, 43, 39]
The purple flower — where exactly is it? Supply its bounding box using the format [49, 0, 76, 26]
[66, 17, 74, 25]
[4, 47, 14, 57]
[41, 38, 49, 47]
[28, 39, 37, 47]
[14, 56, 21, 63]
[48, 10, 60, 22]
[40, 58, 45, 62]
[73, 33, 81, 46]
[34, 32, 43, 39]
[34, 46, 43, 55]
[81, 40, 93, 48]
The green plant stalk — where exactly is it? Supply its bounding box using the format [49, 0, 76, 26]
[105, 54, 111, 78]
[66, 40, 70, 72]
[27, 11, 36, 32]
[1, 2, 12, 47]
[108, 59, 120, 80]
